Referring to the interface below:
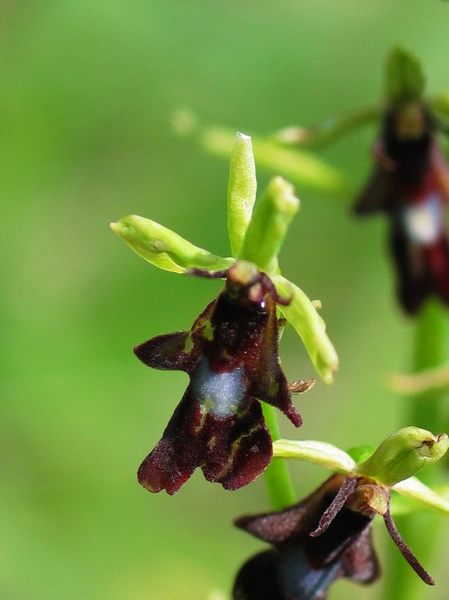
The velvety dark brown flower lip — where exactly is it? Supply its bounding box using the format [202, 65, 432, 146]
[234, 473, 435, 599]
[233, 475, 379, 600]
[354, 102, 449, 315]
[134, 265, 311, 494]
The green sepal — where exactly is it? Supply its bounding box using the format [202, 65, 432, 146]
[227, 132, 257, 257]
[273, 439, 355, 473]
[239, 177, 299, 275]
[110, 215, 233, 274]
[272, 275, 338, 383]
[356, 427, 449, 487]
[386, 47, 425, 105]
[393, 477, 449, 517]
[346, 444, 374, 464]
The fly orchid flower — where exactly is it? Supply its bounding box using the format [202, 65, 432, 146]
[134, 261, 313, 494]
[354, 48, 449, 314]
[234, 473, 379, 600]
[111, 133, 338, 493]
[233, 427, 449, 599]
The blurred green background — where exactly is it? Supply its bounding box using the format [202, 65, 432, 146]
[2, 1, 449, 598]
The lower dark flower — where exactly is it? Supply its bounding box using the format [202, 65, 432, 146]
[234, 473, 433, 599]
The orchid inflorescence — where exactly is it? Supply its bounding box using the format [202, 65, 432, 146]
[112, 49, 449, 600]
[111, 133, 338, 495]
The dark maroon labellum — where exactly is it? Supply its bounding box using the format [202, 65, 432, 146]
[234, 473, 434, 599]
[354, 102, 449, 314]
[134, 262, 308, 494]
[234, 475, 379, 600]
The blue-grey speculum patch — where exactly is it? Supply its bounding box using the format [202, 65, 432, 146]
[402, 194, 443, 245]
[191, 357, 245, 417]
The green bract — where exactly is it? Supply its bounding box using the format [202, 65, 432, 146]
[393, 477, 449, 517]
[356, 427, 449, 487]
[386, 47, 425, 105]
[273, 439, 356, 472]
[111, 131, 339, 383]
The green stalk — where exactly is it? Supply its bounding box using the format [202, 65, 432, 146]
[262, 404, 296, 510]
[272, 105, 380, 149]
[409, 300, 447, 431]
[383, 300, 448, 600]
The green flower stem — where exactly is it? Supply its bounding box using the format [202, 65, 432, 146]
[409, 300, 448, 432]
[384, 300, 448, 600]
[272, 105, 380, 149]
[262, 404, 296, 510]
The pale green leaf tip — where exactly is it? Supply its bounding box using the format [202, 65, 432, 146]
[110, 214, 232, 274]
[393, 477, 449, 516]
[321, 367, 336, 385]
[110, 217, 136, 242]
[356, 427, 449, 486]
[273, 439, 355, 473]
[386, 47, 425, 105]
[268, 176, 300, 215]
[235, 130, 251, 144]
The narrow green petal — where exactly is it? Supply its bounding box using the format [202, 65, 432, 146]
[273, 439, 355, 473]
[227, 132, 257, 256]
[239, 177, 299, 275]
[346, 444, 375, 464]
[272, 275, 338, 383]
[393, 477, 449, 516]
[110, 215, 233, 273]
[200, 126, 348, 195]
